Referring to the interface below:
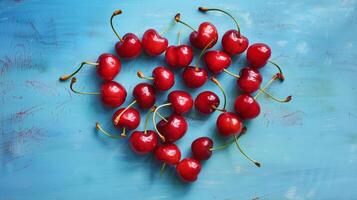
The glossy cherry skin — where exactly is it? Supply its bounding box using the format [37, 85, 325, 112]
[194, 91, 220, 114]
[112, 107, 141, 130]
[129, 130, 158, 155]
[203, 50, 232, 74]
[168, 90, 193, 114]
[96, 53, 121, 81]
[133, 83, 156, 109]
[221, 30, 249, 55]
[100, 81, 127, 107]
[234, 94, 261, 120]
[152, 66, 175, 91]
[157, 114, 188, 143]
[246, 43, 271, 68]
[190, 22, 218, 49]
[216, 112, 243, 136]
[115, 33, 142, 59]
[176, 158, 201, 182]
[154, 143, 181, 165]
[191, 137, 213, 161]
[141, 29, 168, 56]
[237, 67, 263, 93]
[165, 45, 194, 68]
[182, 67, 208, 89]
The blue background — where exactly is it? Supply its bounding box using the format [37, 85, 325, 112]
[1, 0, 356, 199]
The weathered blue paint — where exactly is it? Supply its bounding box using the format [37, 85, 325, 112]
[1, 0, 356, 199]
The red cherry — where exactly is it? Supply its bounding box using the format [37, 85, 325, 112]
[234, 94, 260, 120]
[141, 29, 168, 56]
[203, 50, 231, 74]
[176, 158, 201, 182]
[216, 112, 243, 136]
[100, 81, 127, 107]
[165, 45, 194, 68]
[129, 130, 158, 155]
[154, 143, 181, 165]
[237, 67, 263, 93]
[138, 67, 175, 91]
[182, 67, 208, 89]
[194, 91, 220, 114]
[133, 83, 156, 109]
[110, 10, 142, 59]
[156, 114, 188, 143]
[191, 137, 213, 160]
[168, 90, 193, 114]
[59, 53, 121, 82]
[246, 43, 271, 68]
[175, 14, 218, 49]
[112, 107, 141, 134]
[222, 30, 249, 55]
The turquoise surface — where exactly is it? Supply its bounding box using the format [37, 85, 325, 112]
[1, 0, 357, 199]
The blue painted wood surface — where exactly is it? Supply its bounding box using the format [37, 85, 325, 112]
[1, 0, 356, 199]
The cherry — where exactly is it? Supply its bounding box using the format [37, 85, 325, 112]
[194, 91, 220, 114]
[137, 66, 175, 91]
[246, 43, 271, 68]
[237, 67, 263, 93]
[175, 13, 218, 49]
[129, 130, 158, 155]
[203, 50, 232, 74]
[176, 158, 201, 182]
[133, 83, 156, 109]
[191, 137, 213, 161]
[110, 10, 142, 59]
[112, 107, 141, 136]
[60, 53, 121, 82]
[69, 77, 127, 107]
[142, 29, 168, 56]
[234, 94, 260, 120]
[154, 143, 181, 165]
[216, 112, 243, 136]
[155, 114, 188, 143]
[199, 7, 249, 55]
[168, 90, 193, 114]
[165, 32, 194, 68]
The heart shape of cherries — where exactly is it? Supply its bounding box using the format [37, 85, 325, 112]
[60, 7, 292, 183]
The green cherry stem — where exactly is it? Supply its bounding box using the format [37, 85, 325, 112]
[223, 68, 240, 78]
[210, 127, 247, 151]
[95, 122, 121, 139]
[113, 100, 138, 126]
[198, 7, 241, 34]
[175, 13, 197, 32]
[210, 77, 227, 111]
[254, 74, 292, 103]
[137, 71, 154, 80]
[110, 10, 123, 42]
[195, 39, 216, 71]
[159, 163, 166, 177]
[59, 61, 98, 81]
[233, 134, 261, 167]
[153, 103, 172, 142]
[177, 31, 181, 45]
[160, 17, 177, 36]
[70, 77, 100, 95]
[268, 60, 284, 81]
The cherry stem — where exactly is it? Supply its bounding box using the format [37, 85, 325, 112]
[113, 100, 138, 126]
[233, 134, 261, 167]
[159, 163, 166, 177]
[153, 103, 172, 142]
[198, 7, 240, 34]
[137, 71, 154, 80]
[177, 31, 181, 45]
[121, 127, 126, 137]
[223, 68, 240, 78]
[268, 60, 285, 81]
[160, 18, 176, 36]
[110, 10, 123, 42]
[254, 74, 278, 99]
[174, 13, 197, 32]
[195, 39, 216, 70]
[59, 61, 98, 81]
[95, 122, 121, 139]
[254, 74, 292, 103]
[210, 77, 226, 110]
[69, 77, 100, 95]
[210, 127, 247, 151]
[143, 106, 167, 134]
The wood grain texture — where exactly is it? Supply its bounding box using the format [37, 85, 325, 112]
[0, 0, 356, 199]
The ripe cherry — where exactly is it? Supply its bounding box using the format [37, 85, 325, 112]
[199, 7, 249, 55]
[69, 77, 127, 107]
[110, 10, 142, 59]
[155, 143, 181, 165]
[237, 67, 263, 93]
[194, 91, 220, 114]
[175, 13, 218, 49]
[216, 112, 243, 136]
[60, 53, 121, 82]
[142, 29, 168, 56]
[234, 94, 260, 120]
[133, 83, 156, 109]
[246, 43, 271, 68]
[137, 66, 175, 91]
[176, 158, 201, 182]
[112, 107, 140, 137]
[191, 137, 213, 161]
[165, 32, 194, 68]
[155, 114, 188, 143]
[203, 50, 232, 74]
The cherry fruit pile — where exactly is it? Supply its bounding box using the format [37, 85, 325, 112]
[60, 7, 292, 183]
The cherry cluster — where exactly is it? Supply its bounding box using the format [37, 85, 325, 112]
[59, 7, 292, 183]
